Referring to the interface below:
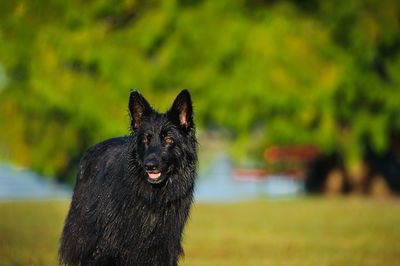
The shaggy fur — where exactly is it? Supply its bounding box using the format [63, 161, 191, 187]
[59, 90, 197, 266]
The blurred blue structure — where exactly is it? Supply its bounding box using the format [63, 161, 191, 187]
[0, 164, 71, 200]
[195, 155, 304, 202]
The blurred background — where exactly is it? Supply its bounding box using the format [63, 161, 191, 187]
[0, 0, 400, 265]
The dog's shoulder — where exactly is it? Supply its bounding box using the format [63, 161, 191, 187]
[77, 136, 130, 183]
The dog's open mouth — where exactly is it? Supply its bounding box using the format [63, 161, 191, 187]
[145, 166, 173, 184]
[146, 170, 164, 184]
[147, 171, 161, 179]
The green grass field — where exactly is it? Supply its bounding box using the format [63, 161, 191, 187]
[0, 197, 399, 266]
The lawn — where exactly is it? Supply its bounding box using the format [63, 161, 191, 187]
[0, 197, 399, 265]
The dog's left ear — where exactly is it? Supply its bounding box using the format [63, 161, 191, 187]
[168, 90, 193, 130]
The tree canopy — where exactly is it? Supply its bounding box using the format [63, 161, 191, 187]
[1, 0, 399, 183]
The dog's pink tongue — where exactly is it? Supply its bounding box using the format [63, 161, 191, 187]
[148, 172, 161, 179]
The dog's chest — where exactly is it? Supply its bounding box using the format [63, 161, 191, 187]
[147, 211, 158, 228]
[138, 206, 168, 234]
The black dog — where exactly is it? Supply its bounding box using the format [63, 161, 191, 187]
[59, 90, 197, 266]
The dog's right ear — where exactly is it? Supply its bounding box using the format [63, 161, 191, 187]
[128, 90, 153, 130]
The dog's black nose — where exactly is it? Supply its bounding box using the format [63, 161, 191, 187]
[144, 159, 159, 171]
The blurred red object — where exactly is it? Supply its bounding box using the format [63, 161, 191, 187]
[264, 146, 320, 162]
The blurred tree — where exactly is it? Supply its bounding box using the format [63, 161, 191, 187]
[0, 0, 399, 185]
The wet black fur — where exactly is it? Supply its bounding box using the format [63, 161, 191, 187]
[59, 90, 197, 266]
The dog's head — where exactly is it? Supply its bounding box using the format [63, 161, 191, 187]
[128, 90, 195, 185]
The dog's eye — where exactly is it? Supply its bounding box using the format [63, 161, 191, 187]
[165, 138, 173, 144]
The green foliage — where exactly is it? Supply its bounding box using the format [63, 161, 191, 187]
[0, 0, 399, 182]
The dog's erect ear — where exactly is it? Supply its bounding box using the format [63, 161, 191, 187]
[128, 90, 153, 130]
[167, 89, 193, 130]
